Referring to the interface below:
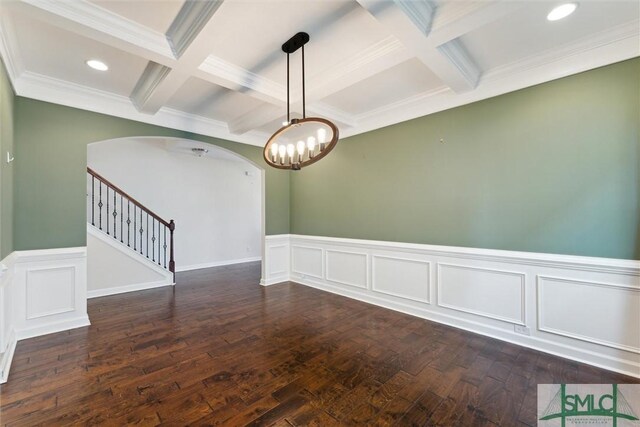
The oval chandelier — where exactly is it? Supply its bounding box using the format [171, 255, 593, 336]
[263, 32, 339, 170]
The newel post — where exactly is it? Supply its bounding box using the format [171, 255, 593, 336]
[169, 220, 176, 283]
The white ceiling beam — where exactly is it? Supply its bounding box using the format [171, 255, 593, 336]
[356, 0, 481, 92]
[13, 0, 174, 64]
[428, 1, 527, 47]
[227, 104, 282, 135]
[130, 0, 225, 114]
[166, 0, 224, 58]
[196, 55, 286, 106]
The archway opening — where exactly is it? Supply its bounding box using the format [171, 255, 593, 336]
[86, 136, 265, 295]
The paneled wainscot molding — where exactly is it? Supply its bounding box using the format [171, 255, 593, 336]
[262, 234, 640, 378]
[0, 247, 89, 383]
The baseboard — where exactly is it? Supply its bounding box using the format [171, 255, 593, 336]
[0, 328, 17, 384]
[260, 275, 290, 286]
[87, 279, 173, 299]
[294, 276, 640, 378]
[15, 315, 91, 341]
[176, 256, 262, 272]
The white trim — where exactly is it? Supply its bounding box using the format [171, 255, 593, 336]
[0, 13, 23, 82]
[15, 315, 90, 341]
[14, 71, 270, 147]
[87, 279, 172, 299]
[199, 55, 285, 104]
[371, 254, 431, 303]
[19, 0, 173, 59]
[537, 275, 640, 354]
[175, 256, 261, 272]
[289, 234, 639, 275]
[166, 0, 223, 58]
[436, 39, 481, 89]
[259, 276, 289, 287]
[12, 246, 87, 263]
[395, 0, 436, 35]
[325, 249, 369, 290]
[0, 328, 17, 384]
[436, 262, 526, 326]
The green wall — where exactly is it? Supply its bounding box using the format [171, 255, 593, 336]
[0, 58, 14, 258]
[14, 99, 290, 251]
[290, 59, 640, 260]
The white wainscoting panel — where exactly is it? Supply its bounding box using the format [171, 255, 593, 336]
[261, 235, 290, 285]
[437, 263, 525, 325]
[372, 255, 430, 303]
[291, 246, 323, 279]
[538, 275, 640, 354]
[26, 266, 76, 319]
[265, 234, 640, 377]
[0, 247, 90, 383]
[12, 247, 90, 340]
[326, 250, 368, 289]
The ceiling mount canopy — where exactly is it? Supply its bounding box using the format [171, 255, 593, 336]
[263, 32, 339, 171]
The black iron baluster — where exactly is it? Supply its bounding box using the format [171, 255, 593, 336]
[91, 176, 95, 226]
[139, 209, 143, 255]
[158, 221, 161, 266]
[163, 227, 167, 268]
[127, 201, 131, 247]
[169, 220, 175, 282]
[133, 205, 137, 251]
[113, 190, 117, 239]
[146, 213, 149, 258]
[152, 217, 156, 262]
[106, 186, 109, 235]
[98, 180, 103, 230]
[120, 195, 123, 243]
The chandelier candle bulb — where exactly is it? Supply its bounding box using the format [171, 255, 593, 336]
[317, 128, 327, 150]
[271, 143, 279, 162]
[287, 144, 295, 160]
[297, 140, 306, 162]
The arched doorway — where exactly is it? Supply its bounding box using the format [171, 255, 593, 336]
[86, 136, 265, 296]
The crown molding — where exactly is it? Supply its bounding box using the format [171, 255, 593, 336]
[308, 102, 356, 128]
[167, 0, 224, 59]
[345, 24, 640, 139]
[18, 0, 174, 59]
[198, 55, 285, 105]
[0, 13, 23, 82]
[483, 19, 640, 83]
[437, 39, 481, 89]
[130, 62, 172, 113]
[393, 0, 436, 36]
[14, 71, 268, 147]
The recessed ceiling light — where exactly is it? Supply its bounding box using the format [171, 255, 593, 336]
[547, 3, 578, 21]
[86, 59, 108, 71]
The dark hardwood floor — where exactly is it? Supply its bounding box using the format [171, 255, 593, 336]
[0, 262, 637, 426]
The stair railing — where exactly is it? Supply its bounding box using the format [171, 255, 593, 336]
[87, 167, 175, 282]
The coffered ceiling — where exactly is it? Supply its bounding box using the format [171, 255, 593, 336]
[0, 0, 638, 147]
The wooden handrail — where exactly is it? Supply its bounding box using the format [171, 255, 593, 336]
[87, 167, 170, 227]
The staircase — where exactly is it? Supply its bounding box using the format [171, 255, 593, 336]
[87, 167, 176, 282]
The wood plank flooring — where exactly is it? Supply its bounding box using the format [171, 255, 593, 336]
[0, 262, 637, 426]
